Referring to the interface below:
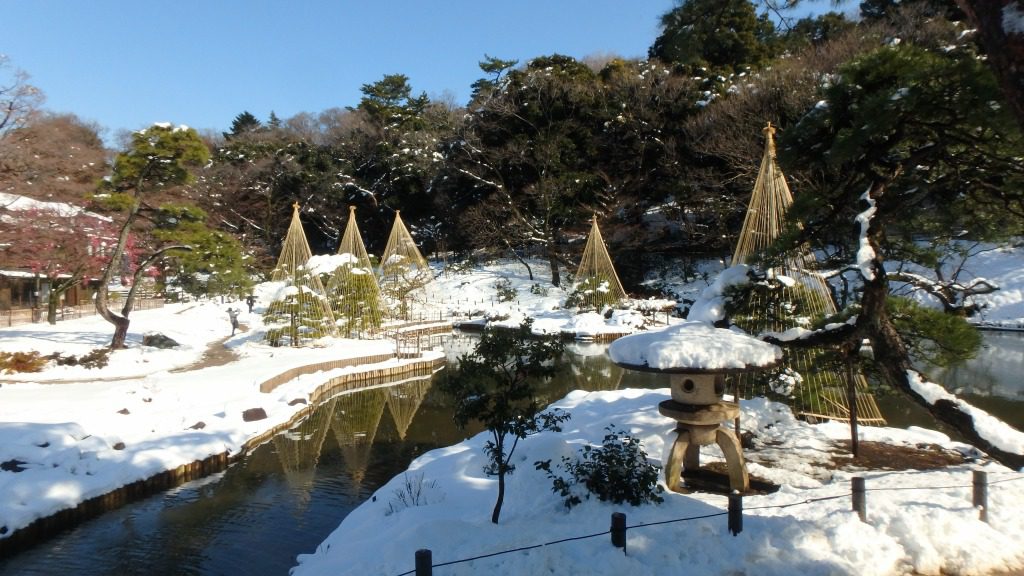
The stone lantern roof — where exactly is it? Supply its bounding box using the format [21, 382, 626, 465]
[608, 321, 781, 373]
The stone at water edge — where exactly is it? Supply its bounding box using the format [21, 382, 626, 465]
[242, 408, 268, 422]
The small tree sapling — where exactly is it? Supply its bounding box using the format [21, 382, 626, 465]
[440, 319, 570, 524]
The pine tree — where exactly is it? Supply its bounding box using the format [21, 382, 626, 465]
[224, 111, 262, 140]
[263, 266, 335, 347]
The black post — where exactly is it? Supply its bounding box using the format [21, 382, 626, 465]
[415, 548, 432, 576]
[610, 512, 627, 553]
[852, 476, 866, 522]
[728, 492, 743, 536]
[973, 470, 989, 523]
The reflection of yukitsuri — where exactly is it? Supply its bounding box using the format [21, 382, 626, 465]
[386, 375, 434, 440]
[264, 203, 336, 346]
[330, 387, 389, 494]
[327, 207, 384, 338]
[729, 123, 885, 425]
[379, 210, 433, 320]
[570, 353, 624, 392]
[271, 397, 337, 512]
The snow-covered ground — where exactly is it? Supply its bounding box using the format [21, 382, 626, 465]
[293, 390, 1024, 576]
[1, 249, 1023, 575]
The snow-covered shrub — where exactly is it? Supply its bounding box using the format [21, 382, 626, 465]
[495, 277, 517, 302]
[536, 424, 664, 509]
[565, 276, 619, 312]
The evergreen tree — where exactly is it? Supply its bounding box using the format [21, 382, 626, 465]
[264, 266, 335, 347]
[153, 204, 254, 299]
[440, 320, 570, 524]
[469, 54, 518, 101]
[224, 111, 262, 139]
[650, 0, 779, 74]
[93, 123, 210, 349]
[778, 43, 1024, 468]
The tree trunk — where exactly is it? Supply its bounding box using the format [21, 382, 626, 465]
[547, 243, 561, 288]
[491, 466, 506, 524]
[95, 194, 142, 349]
[860, 182, 1024, 470]
[110, 315, 130, 349]
[46, 289, 59, 325]
[956, 0, 1024, 133]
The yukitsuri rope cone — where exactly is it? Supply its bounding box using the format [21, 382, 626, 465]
[569, 217, 628, 311]
[379, 210, 433, 320]
[327, 206, 384, 338]
[264, 203, 337, 347]
[729, 123, 885, 425]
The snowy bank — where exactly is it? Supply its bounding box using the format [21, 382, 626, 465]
[292, 389, 1024, 576]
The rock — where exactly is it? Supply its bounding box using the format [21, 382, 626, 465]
[288, 398, 307, 406]
[242, 407, 267, 422]
[112, 442, 126, 450]
[189, 421, 206, 430]
[142, 333, 180, 349]
[117, 408, 130, 415]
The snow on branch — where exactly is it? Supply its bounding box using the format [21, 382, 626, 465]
[908, 370, 1024, 457]
[855, 187, 877, 281]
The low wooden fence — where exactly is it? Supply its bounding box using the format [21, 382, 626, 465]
[1, 298, 165, 328]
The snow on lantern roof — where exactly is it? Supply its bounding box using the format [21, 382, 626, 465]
[608, 321, 782, 373]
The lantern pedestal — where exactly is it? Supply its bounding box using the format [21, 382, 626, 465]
[658, 399, 748, 493]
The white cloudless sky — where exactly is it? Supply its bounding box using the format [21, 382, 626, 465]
[2, 0, 838, 144]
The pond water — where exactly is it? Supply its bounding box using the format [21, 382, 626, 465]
[0, 331, 1019, 575]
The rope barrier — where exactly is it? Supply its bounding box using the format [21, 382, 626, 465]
[392, 470, 1024, 576]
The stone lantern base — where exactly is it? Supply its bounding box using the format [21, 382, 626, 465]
[658, 399, 750, 493]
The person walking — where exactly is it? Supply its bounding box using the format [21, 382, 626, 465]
[246, 294, 255, 313]
[227, 307, 240, 336]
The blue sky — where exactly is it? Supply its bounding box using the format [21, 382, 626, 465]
[3, 1, 835, 144]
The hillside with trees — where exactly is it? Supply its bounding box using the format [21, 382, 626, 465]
[3, 1, 1022, 342]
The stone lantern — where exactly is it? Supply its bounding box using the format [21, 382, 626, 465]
[609, 321, 781, 493]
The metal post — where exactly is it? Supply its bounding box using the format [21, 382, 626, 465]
[728, 492, 743, 536]
[973, 470, 989, 523]
[610, 512, 627, 553]
[415, 548, 432, 576]
[852, 476, 866, 522]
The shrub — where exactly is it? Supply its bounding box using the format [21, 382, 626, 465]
[46, 348, 111, 369]
[0, 351, 47, 374]
[495, 277, 517, 302]
[384, 472, 444, 516]
[530, 283, 548, 296]
[536, 424, 664, 509]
